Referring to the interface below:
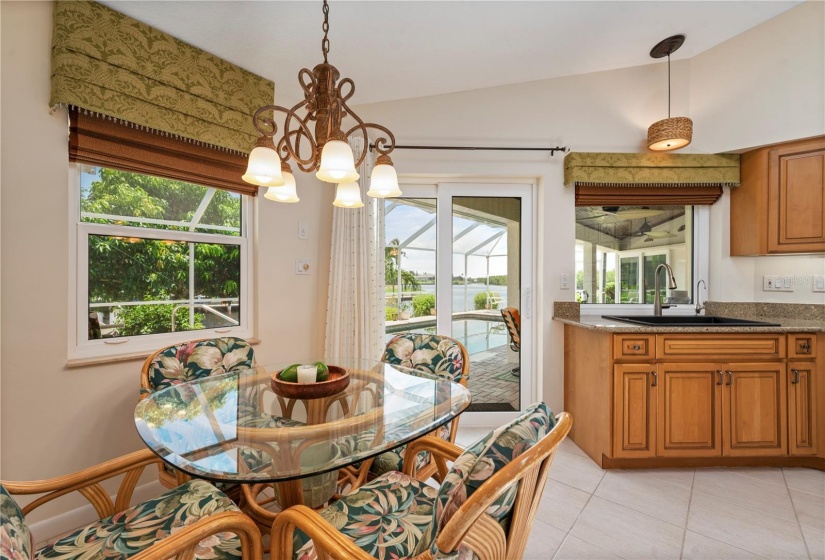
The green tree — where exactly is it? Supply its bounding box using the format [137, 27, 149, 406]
[82, 169, 241, 332]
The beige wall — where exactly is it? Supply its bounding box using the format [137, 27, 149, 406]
[352, 1, 825, 411]
[0, 1, 333, 521]
[690, 1, 825, 304]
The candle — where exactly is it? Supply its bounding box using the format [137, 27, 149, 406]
[297, 364, 317, 383]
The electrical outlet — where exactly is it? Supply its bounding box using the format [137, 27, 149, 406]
[763, 276, 776, 291]
[295, 259, 310, 275]
[560, 273, 569, 290]
[814, 275, 825, 293]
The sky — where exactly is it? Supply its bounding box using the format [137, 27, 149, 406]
[384, 201, 509, 278]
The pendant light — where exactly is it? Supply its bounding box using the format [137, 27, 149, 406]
[333, 182, 364, 208]
[242, 0, 401, 206]
[647, 34, 693, 152]
[263, 162, 299, 203]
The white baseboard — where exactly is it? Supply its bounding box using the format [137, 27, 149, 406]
[30, 480, 165, 547]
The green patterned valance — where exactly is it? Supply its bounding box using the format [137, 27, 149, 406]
[564, 152, 740, 188]
[51, 0, 274, 154]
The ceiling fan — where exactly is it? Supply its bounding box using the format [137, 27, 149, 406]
[580, 206, 665, 222]
[635, 218, 676, 238]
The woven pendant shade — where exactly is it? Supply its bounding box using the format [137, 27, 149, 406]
[648, 117, 693, 151]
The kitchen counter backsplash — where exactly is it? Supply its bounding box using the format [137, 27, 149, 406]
[704, 301, 825, 322]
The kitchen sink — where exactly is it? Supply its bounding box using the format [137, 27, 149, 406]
[601, 315, 782, 327]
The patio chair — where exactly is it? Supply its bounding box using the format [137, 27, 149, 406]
[501, 306, 521, 377]
[272, 403, 572, 560]
[139, 337, 257, 490]
[1, 449, 262, 560]
[356, 333, 469, 485]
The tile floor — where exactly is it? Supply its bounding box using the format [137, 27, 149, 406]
[456, 428, 825, 560]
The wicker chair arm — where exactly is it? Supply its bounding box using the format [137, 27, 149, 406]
[130, 510, 263, 560]
[271, 505, 375, 560]
[401, 436, 463, 479]
[2, 448, 162, 518]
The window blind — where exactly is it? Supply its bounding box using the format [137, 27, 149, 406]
[51, 0, 274, 156]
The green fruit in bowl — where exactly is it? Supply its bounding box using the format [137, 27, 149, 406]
[279, 364, 300, 382]
[315, 361, 330, 381]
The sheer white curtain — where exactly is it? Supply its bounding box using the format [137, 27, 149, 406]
[324, 136, 386, 361]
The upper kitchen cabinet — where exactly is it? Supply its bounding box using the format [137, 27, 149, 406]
[731, 136, 825, 255]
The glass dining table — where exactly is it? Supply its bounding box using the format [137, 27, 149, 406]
[134, 358, 471, 522]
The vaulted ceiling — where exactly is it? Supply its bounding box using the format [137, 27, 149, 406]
[102, 1, 800, 107]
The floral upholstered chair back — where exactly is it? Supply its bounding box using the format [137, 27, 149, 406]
[417, 402, 559, 558]
[381, 333, 469, 386]
[141, 337, 255, 396]
[1, 484, 34, 559]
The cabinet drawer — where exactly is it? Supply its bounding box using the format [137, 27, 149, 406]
[657, 334, 785, 360]
[788, 334, 817, 359]
[614, 335, 654, 360]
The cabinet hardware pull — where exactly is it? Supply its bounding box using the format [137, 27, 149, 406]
[716, 370, 723, 385]
[632, 344, 641, 351]
[791, 369, 800, 384]
[726, 371, 733, 386]
[651, 371, 658, 387]
[799, 341, 811, 353]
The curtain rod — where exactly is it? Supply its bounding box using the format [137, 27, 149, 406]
[370, 144, 568, 155]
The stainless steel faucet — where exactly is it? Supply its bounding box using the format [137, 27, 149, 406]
[695, 279, 706, 315]
[653, 263, 678, 316]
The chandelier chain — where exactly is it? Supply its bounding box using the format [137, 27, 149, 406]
[667, 53, 671, 119]
[321, 0, 330, 63]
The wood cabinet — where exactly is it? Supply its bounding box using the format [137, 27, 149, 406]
[723, 363, 786, 456]
[657, 364, 721, 457]
[564, 325, 823, 469]
[613, 364, 656, 458]
[731, 136, 825, 255]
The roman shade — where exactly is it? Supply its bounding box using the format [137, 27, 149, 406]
[51, 0, 274, 155]
[565, 152, 740, 206]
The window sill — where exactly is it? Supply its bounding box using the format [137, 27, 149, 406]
[66, 337, 261, 368]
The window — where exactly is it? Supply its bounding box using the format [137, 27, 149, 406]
[575, 205, 704, 307]
[71, 164, 253, 360]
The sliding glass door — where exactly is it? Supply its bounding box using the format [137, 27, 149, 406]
[384, 181, 535, 423]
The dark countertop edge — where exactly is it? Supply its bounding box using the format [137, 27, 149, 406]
[553, 316, 825, 333]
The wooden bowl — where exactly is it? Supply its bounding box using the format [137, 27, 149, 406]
[271, 365, 350, 399]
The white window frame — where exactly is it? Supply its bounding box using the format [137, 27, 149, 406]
[68, 163, 255, 361]
[580, 205, 709, 317]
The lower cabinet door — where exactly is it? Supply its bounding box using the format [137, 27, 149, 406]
[613, 364, 656, 458]
[723, 363, 787, 456]
[788, 362, 817, 456]
[657, 363, 723, 457]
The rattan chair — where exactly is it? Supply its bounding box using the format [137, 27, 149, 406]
[348, 333, 470, 487]
[139, 337, 256, 489]
[1, 449, 262, 560]
[500, 307, 521, 376]
[272, 403, 572, 560]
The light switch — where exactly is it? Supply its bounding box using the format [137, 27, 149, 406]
[782, 276, 794, 291]
[298, 222, 308, 240]
[295, 259, 310, 275]
[814, 276, 825, 292]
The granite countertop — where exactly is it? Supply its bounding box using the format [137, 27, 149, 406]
[553, 301, 825, 333]
[553, 314, 825, 333]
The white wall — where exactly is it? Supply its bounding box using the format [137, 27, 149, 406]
[691, 1, 825, 304]
[0, 1, 333, 523]
[353, 1, 825, 410]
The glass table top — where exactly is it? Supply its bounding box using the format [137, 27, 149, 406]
[134, 358, 471, 483]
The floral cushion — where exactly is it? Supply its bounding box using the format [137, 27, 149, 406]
[369, 423, 451, 476]
[1, 484, 33, 560]
[145, 337, 255, 393]
[381, 334, 466, 383]
[293, 471, 438, 560]
[35, 480, 242, 560]
[417, 402, 556, 557]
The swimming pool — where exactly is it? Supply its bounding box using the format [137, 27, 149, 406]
[385, 319, 508, 355]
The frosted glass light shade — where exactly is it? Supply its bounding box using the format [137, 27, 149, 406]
[316, 140, 359, 183]
[333, 181, 364, 208]
[243, 146, 285, 186]
[367, 162, 402, 198]
[263, 169, 299, 203]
